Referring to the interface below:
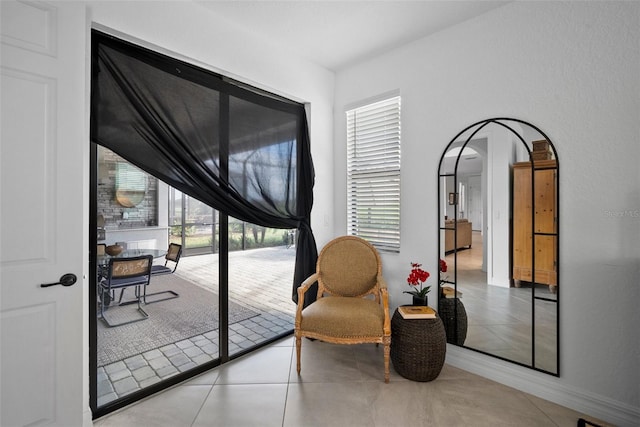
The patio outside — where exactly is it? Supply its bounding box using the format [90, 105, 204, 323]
[97, 245, 297, 406]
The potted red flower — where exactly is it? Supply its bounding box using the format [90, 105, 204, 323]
[404, 262, 431, 306]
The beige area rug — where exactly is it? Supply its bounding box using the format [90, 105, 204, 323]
[97, 274, 258, 366]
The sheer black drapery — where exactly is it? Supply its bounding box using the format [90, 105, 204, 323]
[91, 31, 317, 304]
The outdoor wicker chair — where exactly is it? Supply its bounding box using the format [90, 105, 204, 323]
[145, 243, 182, 303]
[99, 255, 153, 327]
[294, 236, 391, 382]
[151, 243, 183, 275]
[97, 243, 107, 255]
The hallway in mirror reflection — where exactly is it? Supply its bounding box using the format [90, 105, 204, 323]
[446, 231, 557, 373]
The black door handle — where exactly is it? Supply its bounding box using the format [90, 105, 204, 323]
[41, 273, 77, 288]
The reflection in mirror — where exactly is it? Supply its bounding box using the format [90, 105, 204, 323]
[437, 118, 559, 375]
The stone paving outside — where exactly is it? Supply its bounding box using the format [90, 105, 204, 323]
[97, 246, 297, 406]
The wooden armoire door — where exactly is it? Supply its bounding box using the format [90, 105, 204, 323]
[512, 159, 557, 290]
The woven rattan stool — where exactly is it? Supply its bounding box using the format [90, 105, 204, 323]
[438, 298, 467, 346]
[390, 308, 446, 381]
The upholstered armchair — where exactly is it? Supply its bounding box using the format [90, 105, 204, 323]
[294, 236, 391, 382]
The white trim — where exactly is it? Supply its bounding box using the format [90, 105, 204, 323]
[344, 89, 401, 113]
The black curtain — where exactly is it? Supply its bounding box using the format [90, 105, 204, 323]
[90, 30, 317, 304]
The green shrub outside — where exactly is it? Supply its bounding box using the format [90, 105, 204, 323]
[169, 226, 290, 252]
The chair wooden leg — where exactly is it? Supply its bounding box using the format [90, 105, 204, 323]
[296, 336, 302, 375]
[383, 337, 391, 383]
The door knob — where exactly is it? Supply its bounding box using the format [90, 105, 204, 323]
[41, 273, 77, 288]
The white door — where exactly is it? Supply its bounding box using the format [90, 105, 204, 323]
[1, 2, 88, 426]
[467, 175, 483, 231]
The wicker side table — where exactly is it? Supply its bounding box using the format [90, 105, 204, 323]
[390, 308, 446, 382]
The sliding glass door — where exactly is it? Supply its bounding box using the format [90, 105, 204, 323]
[93, 147, 221, 413]
[227, 216, 296, 358]
[91, 30, 315, 418]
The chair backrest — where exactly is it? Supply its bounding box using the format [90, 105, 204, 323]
[97, 243, 107, 256]
[166, 243, 182, 263]
[317, 236, 381, 297]
[108, 255, 153, 281]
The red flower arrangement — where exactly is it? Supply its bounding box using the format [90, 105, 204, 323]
[404, 262, 431, 298]
[439, 258, 449, 286]
[439, 259, 448, 274]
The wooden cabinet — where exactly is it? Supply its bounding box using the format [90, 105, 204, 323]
[512, 159, 557, 291]
[444, 219, 472, 252]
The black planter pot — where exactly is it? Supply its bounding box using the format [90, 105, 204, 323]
[412, 295, 428, 306]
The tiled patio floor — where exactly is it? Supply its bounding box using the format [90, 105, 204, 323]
[97, 246, 297, 406]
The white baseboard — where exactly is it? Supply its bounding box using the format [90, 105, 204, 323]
[83, 407, 94, 427]
[446, 345, 640, 427]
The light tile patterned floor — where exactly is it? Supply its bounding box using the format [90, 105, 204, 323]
[95, 337, 610, 427]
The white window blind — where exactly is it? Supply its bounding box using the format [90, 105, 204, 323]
[346, 96, 401, 253]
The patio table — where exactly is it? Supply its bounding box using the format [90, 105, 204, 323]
[97, 248, 167, 267]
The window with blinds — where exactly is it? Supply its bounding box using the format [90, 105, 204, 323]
[346, 96, 401, 253]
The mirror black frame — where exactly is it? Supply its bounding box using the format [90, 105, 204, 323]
[437, 117, 560, 376]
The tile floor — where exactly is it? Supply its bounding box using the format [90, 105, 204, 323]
[94, 336, 600, 427]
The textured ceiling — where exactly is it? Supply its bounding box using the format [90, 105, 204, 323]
[195, 1, 509, 71]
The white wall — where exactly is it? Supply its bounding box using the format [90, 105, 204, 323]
[334, 1, 639, 425]
[87, 0, 336, 249]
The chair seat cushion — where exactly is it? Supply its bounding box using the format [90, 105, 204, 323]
[300, 297, 385, 339]
[151, 265, 172, 275]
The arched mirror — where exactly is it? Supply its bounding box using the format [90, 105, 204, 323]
[437, 118, 559, 376]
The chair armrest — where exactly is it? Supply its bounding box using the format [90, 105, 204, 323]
[380, 286, 391, 335]
[372, 274, 388, 305]
[295, 273, 319, 328]
[297, 273, 319, 301]
[375, 274, 391, 334]
[377, 274, 388, 289]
